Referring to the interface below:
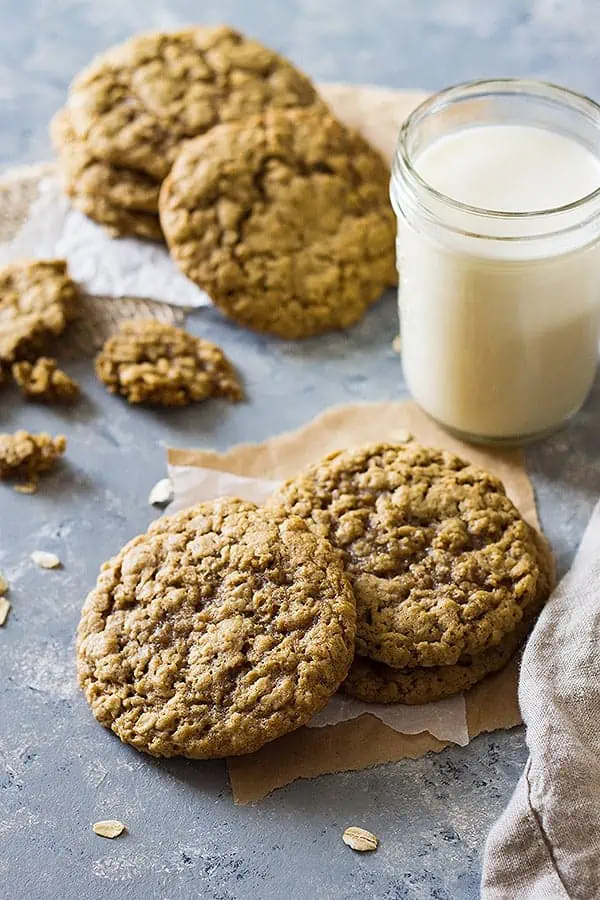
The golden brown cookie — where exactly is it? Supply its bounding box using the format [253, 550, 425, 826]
[0, 430, 67, 491]
[63, 26, 320, 181]
[344, 614, 532, 705]
[159, 107, 396, 339]
[51, 109, 163, 241]
[12, 357, 79, 403]
[0, 260, 79, 366]
[269, 443, 548, 668]
[95, 319, 243, 406]
[51, 108, 161, 212]
[76, 498, 357, 758]
[343, 548, 552, 704]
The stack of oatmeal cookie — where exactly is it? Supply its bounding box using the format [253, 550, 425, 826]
[269, 442, 553, 705]
[76, 442, 551, 760]
[51, 25, 397, 339]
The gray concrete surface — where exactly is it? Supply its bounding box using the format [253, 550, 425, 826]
[2, 2, 600, 898]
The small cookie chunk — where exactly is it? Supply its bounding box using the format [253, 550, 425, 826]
[12, 357, 79, 403]
[95, 319, 243, 406]
[64, 26, 320, 181]
[0, 430, 67, 490]
[0, 260, 79, 365]
[269, 443, 548, 669]
[76, 498, 356, 758]
[160, 107, 396, 339]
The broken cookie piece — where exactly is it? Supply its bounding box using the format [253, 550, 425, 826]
[12, 357, 79, 403]
[95, 319, 243, 406]
[0, 259, 79, 365]
[0, 430, 67, 492]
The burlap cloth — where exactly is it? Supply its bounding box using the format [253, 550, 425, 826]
[0, 163, 186, 356]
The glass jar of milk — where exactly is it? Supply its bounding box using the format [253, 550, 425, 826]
[391, 79, 600, 444]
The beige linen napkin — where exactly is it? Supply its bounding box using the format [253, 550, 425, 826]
[482, 499, 600, 899]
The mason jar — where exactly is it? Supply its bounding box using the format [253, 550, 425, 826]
[390, 78, 600, 445]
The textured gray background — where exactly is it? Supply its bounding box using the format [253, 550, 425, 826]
[2, 2, 600, 899]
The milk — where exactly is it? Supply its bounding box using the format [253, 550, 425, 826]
[397, 124, 600, 441]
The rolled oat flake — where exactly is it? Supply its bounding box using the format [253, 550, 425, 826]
[92, 820, 126, 839]
[30, 550, 61, 569]
[342, 826, 379, 852]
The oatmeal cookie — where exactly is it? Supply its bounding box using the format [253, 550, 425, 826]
[63, 26, 319, 182]
[51, 108, 163, 240]
[76, 498, 356, 758]
[12, 357, 79, 403]
[0, 430, 67, 491]
[0, 260, 79, 365]
[343, 539, 553, 704]
[269, 443, 548, 668]
[95, 319, 243, 406]
[159, 107, 396, 339]
[344, 612, 534, 705]
[51, 108, 161, 212]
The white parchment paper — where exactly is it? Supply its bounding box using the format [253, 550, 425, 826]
[0, 177, 210, 307]
[167, 462, 470, 746]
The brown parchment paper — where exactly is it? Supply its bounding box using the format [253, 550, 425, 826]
[169, 399, 541, 802]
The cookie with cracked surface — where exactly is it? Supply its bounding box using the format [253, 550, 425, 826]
[344, 612, 533, 705]
[0, 259, 79, 365]
[159, 107, 396, 339]
[76, 497, 357, 758]
[64, 25, 320, 182]
[51, 108, 163, 240]
[0, 430, 67, 491]
[12, 357, 79, 403]
[95, 319, 243, 406]
[343, 541, 552, 704]
[268, 443, 548, 668]
[51, 108, 161, 213]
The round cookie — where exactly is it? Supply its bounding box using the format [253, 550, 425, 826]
[64, 25, 320, 181]
[343, 543, 553, 704]
[159, 107, 396, 338]
[76, 498, 357, 758]
[268, 443, 548, 668]
[343, 613, 534, 705]
[51, 108, 161, 213]
[95, 319, 243, 406]
[51, 107, 163, 240]
[0, 259, 79, 366]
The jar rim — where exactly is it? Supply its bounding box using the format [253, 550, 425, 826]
[394, 77, 600, 221]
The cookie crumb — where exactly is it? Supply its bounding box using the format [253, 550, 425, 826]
[92, 820, 126, 839]
[148, 477, 173, 507]
[392, 335, 402, 353]
[0, 431, 67, 489]
[0, 570, 8, 595]
[0, 597, 10, 626]
[14, 482, 38, 495]
[342, 826, 378, 852]
[31, 551, 61, 569]
[12, 357, 79, 403]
